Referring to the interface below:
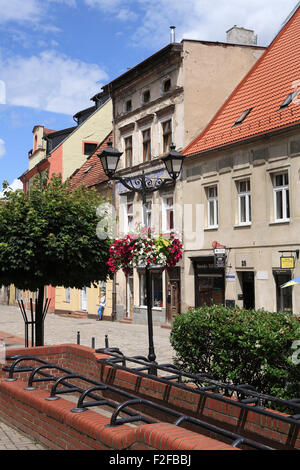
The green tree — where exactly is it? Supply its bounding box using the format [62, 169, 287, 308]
[0, 175, 111, 346]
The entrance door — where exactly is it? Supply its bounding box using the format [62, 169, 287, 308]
[166, 280, 180, 323]
[274, 272, 293, 313]
[81, 287, 88, 311]
[241, 272, 255, 310]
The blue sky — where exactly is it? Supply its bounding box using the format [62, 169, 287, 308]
[0, 0, 298, 190]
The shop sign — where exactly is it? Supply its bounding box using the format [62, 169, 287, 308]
[280, 256, 295, 269]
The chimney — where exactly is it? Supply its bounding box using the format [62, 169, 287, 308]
[170, 26, 176, 43]
[226, 25, 257, 45]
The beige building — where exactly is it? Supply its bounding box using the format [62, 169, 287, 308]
[182, 5, 300, 316]
[102, 27, 265, 325]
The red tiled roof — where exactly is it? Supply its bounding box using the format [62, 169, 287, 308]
[43, 128, 56, 135]
[184, 6, 300, 156]
[68, 132, 112, 190]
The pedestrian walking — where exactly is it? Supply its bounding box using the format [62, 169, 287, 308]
[97, 291, 106, 321]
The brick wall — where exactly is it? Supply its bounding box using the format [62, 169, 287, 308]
[1, 344, 299, 450]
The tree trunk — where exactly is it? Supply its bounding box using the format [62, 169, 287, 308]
[35, 285, 45, 346]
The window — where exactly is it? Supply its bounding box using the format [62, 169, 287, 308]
[139, 272, 163, 307]
[163, 78, 171, 93]
[124, 136, 133, 167]
[237, 179, 251, 224]
[273, 172, 290, 221]
[162, 196, 174, 232]
[125, 196, 134, 232]
[84, 142, 98, 156]
[65, 288, 71, 303]
[162, 120, 172, 153]
[233, 108, 253, 126]
[143, 199, 152, 228]
[207, 186, 218, 228]
[125, 99, 132, 112]
[279, 90, 300, 109]
[142, 128, 151, 162]
[142, 89, 150, 104]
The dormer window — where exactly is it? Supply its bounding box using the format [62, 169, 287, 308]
[279, 90, 300, 109]
[142, 89, 150, 104]
[233, 108, 253, 126]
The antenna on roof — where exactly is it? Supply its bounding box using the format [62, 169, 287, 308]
[170, 26, 176, 43]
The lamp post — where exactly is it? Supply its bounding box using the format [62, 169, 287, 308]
[98, 141, 184, 373]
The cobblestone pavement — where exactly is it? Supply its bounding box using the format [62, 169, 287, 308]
[0, 304, 176, 450]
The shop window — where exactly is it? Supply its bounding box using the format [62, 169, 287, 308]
[139, 272, 163, 308]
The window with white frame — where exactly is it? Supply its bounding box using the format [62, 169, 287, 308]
[65, 287, 71, 303]
[139, 272, 163, 307]
[273, 172, 290, 221]
[237, 179, 251, 224]
[162, 196, 174, 232]
[125, 195, 134, 232]
[143, 198, 152, 228]
[206, 186, 218, 228]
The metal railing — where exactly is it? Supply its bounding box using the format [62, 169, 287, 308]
[2, 355, 276, 450]
[95, 347, 300, 427]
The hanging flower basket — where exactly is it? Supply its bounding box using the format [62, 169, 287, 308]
[107, 225, 183, 276]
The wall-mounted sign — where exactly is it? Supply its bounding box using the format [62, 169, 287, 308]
[280, 256, 295, 269]
[225, 271, 235, 282]
[214, 248, 226, 268]
[257, 271, 269, 280]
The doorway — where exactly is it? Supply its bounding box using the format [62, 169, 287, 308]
[274, 271, 293, 314]
[241, 271, 255, 310]
[166, 267, 181, 323]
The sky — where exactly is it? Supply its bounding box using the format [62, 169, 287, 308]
[0, 0, 298, 191]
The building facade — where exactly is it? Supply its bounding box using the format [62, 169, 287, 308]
[102, 29, 265, 325]
[182, 5, 300, 317]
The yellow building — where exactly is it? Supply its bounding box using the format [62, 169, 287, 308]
[19, 93, 114, 320]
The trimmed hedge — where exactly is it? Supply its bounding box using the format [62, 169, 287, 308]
[170, 305, 300, 400]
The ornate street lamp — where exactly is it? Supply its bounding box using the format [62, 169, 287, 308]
[98, 140, 184, 373]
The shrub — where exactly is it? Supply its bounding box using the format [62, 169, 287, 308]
[170, 305, 300, 400]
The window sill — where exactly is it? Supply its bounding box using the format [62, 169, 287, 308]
[269, 219, 290, 225]
[204, 226, 218, 231]
[234, 223, 252, 228]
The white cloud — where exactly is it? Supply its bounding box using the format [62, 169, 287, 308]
[0, 0, 76, 27]
[0, 51, 109, 115]
[0, 178, 23, 198]
[84, 0, 298, 47]
[0, 139, 5, 159]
